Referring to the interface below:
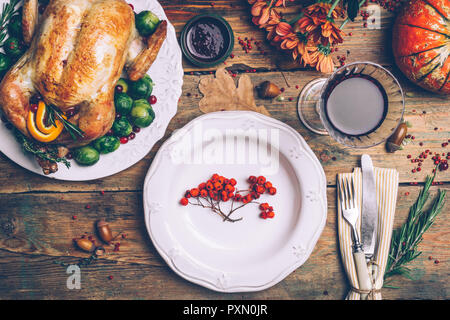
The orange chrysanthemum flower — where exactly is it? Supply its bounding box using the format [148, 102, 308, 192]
[308, 44, 335, 73]
[297, 2, 345, 46]
[250, 0, 274, 26]
[260, 9, 282, 40]
[273, 22, 312, 66]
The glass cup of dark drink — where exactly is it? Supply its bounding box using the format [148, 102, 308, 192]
[297, 62, 405, 148]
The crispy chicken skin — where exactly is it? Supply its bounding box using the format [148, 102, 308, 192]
[0, 0, 166, 149]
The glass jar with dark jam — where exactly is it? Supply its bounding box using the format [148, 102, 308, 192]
[181, 14, 234, 67]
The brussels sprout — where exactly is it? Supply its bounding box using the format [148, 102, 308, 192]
[130, 105, 155, 128]
[4, 37, 25, 58]
[93, 136, 120, 154]
[114, 92, 133, 115]
[112, 116, 133, 137]
[128, 77, 153, 100]
[73, 146, 100, 166]
[135, 11, 160, 37]
[0, 53, 11, 73]
[8, 14, 22, 38]
[115, 78, 129, 93]
[132, 98, 150, 110]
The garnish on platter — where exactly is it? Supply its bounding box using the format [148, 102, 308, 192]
[248, 0, 369, 73]
[199, 67, 270, 115]
[0, 0, 167, 174]
[180, 174, 278, 222]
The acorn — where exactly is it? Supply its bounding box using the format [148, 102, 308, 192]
[257, 81, 281, 99]
[96, 219, 113, 243]
[75, 238, 95, 252]
[386, 122, 408, 153]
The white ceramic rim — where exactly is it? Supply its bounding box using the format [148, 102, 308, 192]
[143, 111, 327, 292]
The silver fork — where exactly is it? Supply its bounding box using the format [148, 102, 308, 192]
[338, 176, 372, 300]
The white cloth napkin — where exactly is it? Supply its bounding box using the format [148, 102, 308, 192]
[337, 167, 399, 300]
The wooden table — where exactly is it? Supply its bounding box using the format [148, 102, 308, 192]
[0, 1, 448, 300]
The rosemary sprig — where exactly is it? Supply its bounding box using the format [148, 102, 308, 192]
[13, 129, 71, 168]
[384, 171, 446, 284]
[0, 0, 20, 46]
[46, 104, 84, 140]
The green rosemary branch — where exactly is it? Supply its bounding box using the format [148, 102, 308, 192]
[384, 171, 446, 284]
[13, 129, 71, 168]
[46, 104, 84, 141]
[0, 0, 20, 45]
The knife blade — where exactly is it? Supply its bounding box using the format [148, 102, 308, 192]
[361, 154, 378, 261]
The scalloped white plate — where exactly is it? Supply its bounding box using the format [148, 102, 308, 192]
[143, 111, 327, 292]
[0, 0, 183, 181]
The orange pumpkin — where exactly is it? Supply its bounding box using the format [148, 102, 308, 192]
[393, 0, 450, 94]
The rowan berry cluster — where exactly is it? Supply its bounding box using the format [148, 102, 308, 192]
[179, 174, 277, 222]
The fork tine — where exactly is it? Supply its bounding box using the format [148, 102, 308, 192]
[350, 175, 356, 208]
[343, 176, 349, 209]
[338, 178, 344, 210]
[345, 177, 353, 208]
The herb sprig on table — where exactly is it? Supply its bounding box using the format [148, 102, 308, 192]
[0, 0, 20, 46]
[384, 171, 446, 287]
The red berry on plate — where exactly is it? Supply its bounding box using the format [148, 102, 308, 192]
[267, 211, 275, 218]
[229, 178, 237, 186]
[257, 176, 266, 185]
[120, 137, 128, 144]
[190, 188, 200, 197]
[268, 187, 277, 195]
[180, 198, 188, 206]
[248, 176, 257, 184]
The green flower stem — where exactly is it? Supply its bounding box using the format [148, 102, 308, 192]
[327, 0, 341, 18]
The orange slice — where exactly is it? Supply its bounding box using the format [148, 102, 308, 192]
[36, 101, 57, 134]
[27, 101, 65, 143]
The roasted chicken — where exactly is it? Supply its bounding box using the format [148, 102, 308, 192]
[0, 0, 167, 173]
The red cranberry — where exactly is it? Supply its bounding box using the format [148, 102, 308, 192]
[120, 137, 128, 144]
[439, 161, 449, 171]
[30, 104, 38, 113]
[132, 126, 141, 133]
[148, 95, 157, 104]
[128, 132, 136, 140]
[115, 85, 123, 93]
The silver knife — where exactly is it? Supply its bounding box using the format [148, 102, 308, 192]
[361, 154, 378, 262]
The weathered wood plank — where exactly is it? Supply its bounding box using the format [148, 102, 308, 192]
[0, 186, 447, 299]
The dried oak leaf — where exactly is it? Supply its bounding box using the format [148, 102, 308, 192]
[198, 67, 270, 116]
